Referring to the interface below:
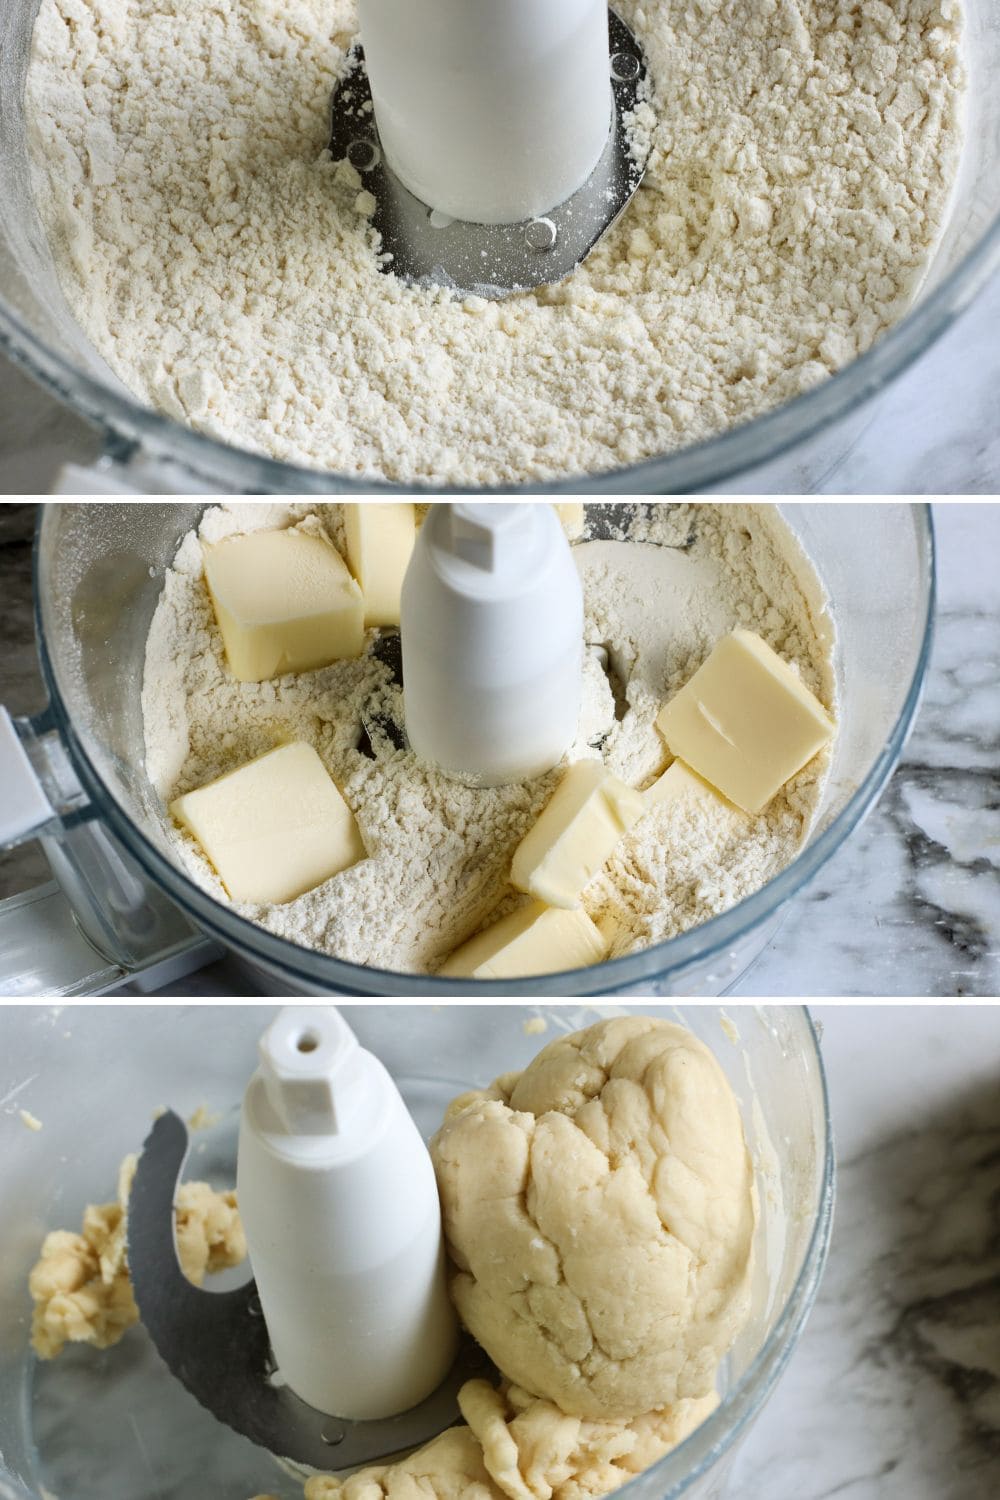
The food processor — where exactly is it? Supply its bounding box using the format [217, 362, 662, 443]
[1, 0, 998, 493]
[0, 502, 934, 998]
[0, 1003, 836, 1500]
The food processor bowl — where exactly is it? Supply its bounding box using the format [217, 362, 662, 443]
[0, 0, 998, 493]
[0, 502, 933, 998]
[0, 1003, 835, 1500]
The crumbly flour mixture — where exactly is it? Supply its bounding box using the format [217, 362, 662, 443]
[142, 503, 835, 974]
[27, 0, 964, 486]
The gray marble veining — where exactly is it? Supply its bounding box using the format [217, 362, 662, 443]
[0, 503, 996, 996]
[733, 1005, 1000, 1500]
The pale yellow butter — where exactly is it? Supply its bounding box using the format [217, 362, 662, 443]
[551, 502, 585, 540]
[344, 503, 417, 627]
[440, 901, 608, 980]
[655, 629, 835, 815]
[511, 760, 644, 909]
[170, 742, 365, 905]
[204, 526, 364, 682]
[645, 758, 724, 809]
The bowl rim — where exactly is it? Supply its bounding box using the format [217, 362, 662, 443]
[33, 503, 936, 997]
[646, 1005, 837, 1496]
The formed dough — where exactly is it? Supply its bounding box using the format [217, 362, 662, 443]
[29, 1154, 246, 1360]
[431, 1017, 757, 1419]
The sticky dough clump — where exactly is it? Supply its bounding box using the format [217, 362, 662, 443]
[431, 1017, 757, 1420]
[29, 1153, 246, 1359]
[305, 1380, 717, 1500]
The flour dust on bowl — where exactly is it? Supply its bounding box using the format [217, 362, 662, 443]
[0, 1004, 835, 1500]
[0, 502, 933, 997]
[0, 0, 997, 491]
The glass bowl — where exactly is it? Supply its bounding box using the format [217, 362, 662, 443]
[18, 501, 933, 997]
[0, 1003, 835, 1500]
[0, 0, 998, 492]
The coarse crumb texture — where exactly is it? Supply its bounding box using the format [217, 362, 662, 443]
[27, 0, 964, 486]
[28, 1153, 246, 1359]
[141, 502, 836, 974]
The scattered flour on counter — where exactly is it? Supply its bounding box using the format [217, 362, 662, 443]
[26, 0, 965, 487]
[141, 503, 836, 976]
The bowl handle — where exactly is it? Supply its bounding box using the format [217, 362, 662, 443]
[51, 460, 205, 495]
[0, 705, 220, 995]
[0, 705, 61, 847]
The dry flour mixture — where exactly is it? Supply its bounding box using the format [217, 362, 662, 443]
[141, 503, 836, 975]
[26, 0, 964, 486]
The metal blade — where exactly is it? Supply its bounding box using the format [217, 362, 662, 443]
[329, 10, 648, 298]
[128, 1111, 489, 1469]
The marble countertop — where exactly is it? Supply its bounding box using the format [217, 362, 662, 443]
[734, 1003, 1000, 1500]
[0, 502, 996, 998]
[1, 272, 1000, 494]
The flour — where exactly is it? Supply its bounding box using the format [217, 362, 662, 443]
[141, 503, 835, 975]
[26, 0, 964, 488]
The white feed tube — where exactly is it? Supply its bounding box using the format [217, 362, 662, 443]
[358, 0, 613, 224]
[401, 504, 584, 785]
[237, 1008, 458, 1420]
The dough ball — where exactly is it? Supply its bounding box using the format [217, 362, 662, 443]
[431, 1018, 756, 1419]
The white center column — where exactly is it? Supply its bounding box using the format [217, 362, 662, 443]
[401, 504, 583, 785]
[358, 0, 612, 224]
[237, 1008, 457, 1420]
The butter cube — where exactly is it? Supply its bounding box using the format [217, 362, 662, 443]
[344, 503, 417, 627]
[655, 629, 835, 815]
[440, 901, 607, 980]
[645, 758, 724, 809]
[511, 760, 644, 909]
[170, 742, 365, 905]
[204, 526, 364, 682]
[551, 502, 585, 540]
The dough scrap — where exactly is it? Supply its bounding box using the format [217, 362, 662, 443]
[175, 1178, 247, 1285]
[29, 1153, 246, 1359]
[431, 1018, 756, 1419]
[305, 1378, 715, 1500]
[461, 1379, 716, 1500]
[305, 1424, 499, 1500]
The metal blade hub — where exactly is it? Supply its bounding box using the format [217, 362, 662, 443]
[330, 10, 649, 298]
[128, 1111, 493, 1469]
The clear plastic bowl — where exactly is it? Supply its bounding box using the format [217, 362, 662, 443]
[0, 1004, 835, 1500]
[0, 0, 998, 492]
[11, 501, 934, 997]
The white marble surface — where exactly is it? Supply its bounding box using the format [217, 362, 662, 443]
[1, 273, 999, 495]
[731, 1004, 1000, 1500]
